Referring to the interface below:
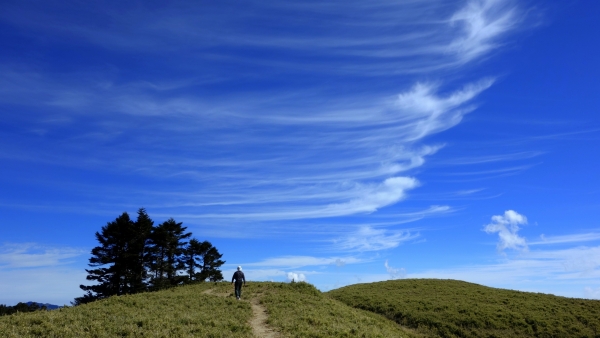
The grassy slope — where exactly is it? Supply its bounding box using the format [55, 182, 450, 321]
[328, 279, 600, 338]
[204, 281, 420, 337]
[0, 281, 418, 338]
[0, 283, 253, 337]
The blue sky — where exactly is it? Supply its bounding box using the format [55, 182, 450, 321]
[1, 0, 599, 305]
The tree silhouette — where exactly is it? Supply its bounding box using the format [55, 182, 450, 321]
[76, 212, 136, 304]
[128, 208, 154, 293]
[76, 210, 154, 304]
[75, 210, 224, 304]
[184, 239, 225, 282]
[147, 218, 191, 289]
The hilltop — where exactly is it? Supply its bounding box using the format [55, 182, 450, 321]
[0, 281, 417, 337]
[1, 279, 599, 337]
[328, 279, 600, 338]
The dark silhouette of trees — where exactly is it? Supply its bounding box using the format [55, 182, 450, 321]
[75, 209, 222, 305]
[0, 302, 47, 316]
[147, 218, 191, 289]
[76, 212, 136, 304]
[184, 239, 225, 282]
[128, 208, 154, 294]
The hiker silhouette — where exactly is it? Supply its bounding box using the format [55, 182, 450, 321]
[231, 266, 246, 300]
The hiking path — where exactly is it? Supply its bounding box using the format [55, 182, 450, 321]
[202, 288, 280, 338]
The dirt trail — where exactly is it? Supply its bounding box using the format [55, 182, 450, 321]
[249, 298, 279, 338]
[203, 288, 280, 338]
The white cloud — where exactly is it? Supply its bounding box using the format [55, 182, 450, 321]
[243, 255, 363, 269]
[287, 272, 307, 282]
[483, 210, 528, 252]
[385, 260, 406, 279]
[448, 0, 519, 63]
[0, 1, 521, 74]
[395, 79, 494, 141]
[0, 243, 87, 305]
[334, 226, 417, 252]
[584, 287, 600, 299]
[0, 0, 524, 242]
[408, 244, 600, 298]
[0, 267, 87, 306]
[0, 243, 85, 269]
[323, 177, 419, 215]
[530, 233, 600, 245]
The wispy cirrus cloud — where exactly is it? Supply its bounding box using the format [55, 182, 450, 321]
[0, 243, 87, 305]
[0, 73, 489, 224]
[0, 243, 85, 269]
[0, 0, 521, 75]
[0, 0, 524, 238]
[448, 0, 520, 63]
[438, 151, 545, 165]
[243, 255, 363, 269]
[333, 226, 418, 252]
[531, 233, 600, 246]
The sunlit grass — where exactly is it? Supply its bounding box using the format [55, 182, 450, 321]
[0, 283, 252, 337]
[216, 281, 419, 338]
[328, 279, 600, 338]
[5, 279, 598, 338]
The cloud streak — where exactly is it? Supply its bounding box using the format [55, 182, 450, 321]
[448, 0, 519, 63]
[531, 233, 600, 245]
[243, 255, 363, 269]
[0, 243, 85, 269]
[334, 226, 418, 252]
[0, 0, 524, 239]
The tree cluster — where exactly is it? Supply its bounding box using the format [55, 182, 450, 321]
[75, 208, 224, 305]
[0, 302, 47, 316]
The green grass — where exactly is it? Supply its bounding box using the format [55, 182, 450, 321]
[204, 281, 419, 337]
[4, 279, 599, 337]
[0, 283, 252, 337]
[328, 279, 600, 338]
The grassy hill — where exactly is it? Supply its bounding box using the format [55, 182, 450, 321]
[248, 281, 418, 337]
[0, 283, 253, 337]
[0, 281, 417, 337]
[328, 279, 600, 338]
[2, 279, 599, 337]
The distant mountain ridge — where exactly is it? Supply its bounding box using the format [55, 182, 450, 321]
[25, 302, 61, 310]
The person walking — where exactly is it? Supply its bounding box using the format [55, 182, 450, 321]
[231, 266, 246, 300]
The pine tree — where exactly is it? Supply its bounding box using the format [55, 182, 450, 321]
[76, 212, 135, 304]
[75, 210, 223, 304]
[75, 210, 153, 304]
[128, 208, 154, 293]
[184, 239, 225, 282]
[147, 218, 191, 289]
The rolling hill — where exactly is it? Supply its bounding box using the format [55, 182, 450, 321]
[1, 279, 599, 337]
[328, 279, 600, 338]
